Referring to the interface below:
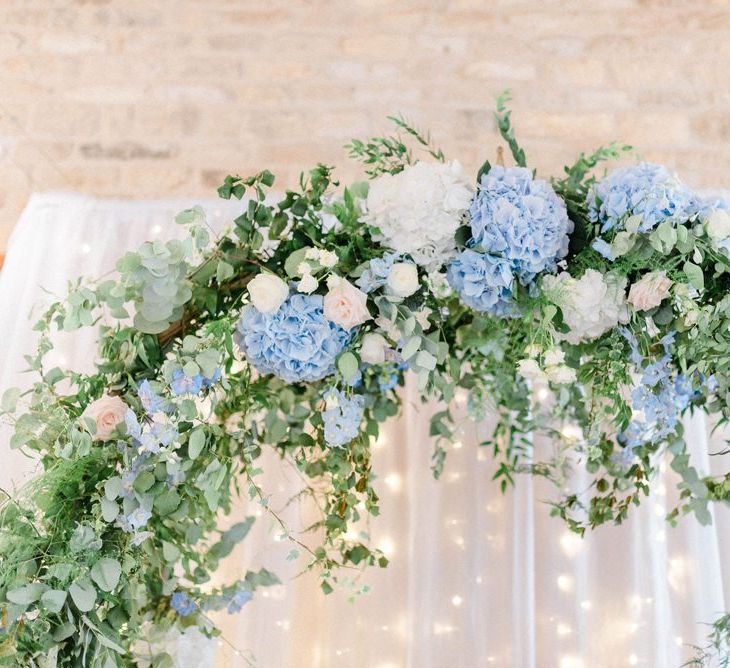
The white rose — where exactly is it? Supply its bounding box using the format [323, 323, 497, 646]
[318, 250, 338, 268]
[546, 364, 576, 384]
[706, 208, 730, 242]
[364, 161, 473, 268]
[543, 269, 629, 344]
[627, 271, 672, 312]
[82, 395, 128, 441]
[517, 358, 547, 382]
[360, 332, 388, 364]
[543, 348, 565, 367]
[323, 276, 371, 330]
[387, 262, 420, 297]
[298, 273, 319, 294]
[247, 273, 289, 314]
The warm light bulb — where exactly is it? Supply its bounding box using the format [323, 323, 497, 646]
[559, 531, 583, 558]
[557, 623, 572, 637]
[580, 600, 592, 611]
[451, 595, 463, 607]
[378, 536, 396, 557]
[628, 654, 638, 666]
[557, 574, 574, 592]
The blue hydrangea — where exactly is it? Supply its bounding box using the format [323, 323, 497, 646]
[587, 162, 696, 233]
[227, 589, 253, 614]
[446, 249, 515, 316]
[322, 389, 365, 448]
[171, 592, 196, 616]
[235, 294, 350, 383]
[356, 252, 401, 293]
[469, 166, 573, 284]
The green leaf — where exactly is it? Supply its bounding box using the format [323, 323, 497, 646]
[40, 589, 67, 613]
[209, 517, 255, 562]
[7, 583, 47, 605]
[284, 248, 310, 277]
[683, 261, 704, 290]
[162, 541, 180, 563]
[69, 578, 97, 612]
[188, 427, 206, 459]
[401, 336, 421, 361]
[216, 260, 235, 284]
[1, 387, 20, 413]
[337, 352, 359, 382]
[91, 558, 121, 592]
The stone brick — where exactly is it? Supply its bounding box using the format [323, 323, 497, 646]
[2, 1, 730, 249]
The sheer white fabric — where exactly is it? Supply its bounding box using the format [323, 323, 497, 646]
[0, 192, 728, 668]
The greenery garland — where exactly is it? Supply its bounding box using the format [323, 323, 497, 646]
[0, 92, 728, 666]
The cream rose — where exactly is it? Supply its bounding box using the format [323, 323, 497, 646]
[387, 262, 420, 298]
[323, 276, 371, 330]
[247, 273, 289, 314]
[82, 395, 128, 441]
[627, 271, 672, 312]
[298, 273, 319, 294]
[706, 208, 730, 243]
[360, 332, 388, 364]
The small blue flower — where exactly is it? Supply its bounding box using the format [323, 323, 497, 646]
[170, 369, 204, 396]
[201, 367, 222, 388]
[356, 253, 401, 293]
[227, 589, 253, 614]
[138, 380, 167, 414]
[235, 294, 351, 383]
[322, 389, 365, 448]
[126, 506, 152, 531]
[469, 166, 573, 284]
[171, 592, 197, 616]
[591, 238, 615, 261]
[446, 249, 515, 316]
[377, 366, 399, 392]
[588, 162, 696, 233]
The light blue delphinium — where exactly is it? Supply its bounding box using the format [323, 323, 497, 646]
[587, 162, 696, 233]
[469, 166, 573, 284]
[138, 380, 167, 414]
[124, 409, 177, 455]
[226, 589, 253, 614]
[170, 369, 204, 396]
[235, 294, 350, 383]
[446, 249, 515, 316]
[356, 252, 401, 293]
[322, 388, 365, 448]
[171, 592, 197, 617]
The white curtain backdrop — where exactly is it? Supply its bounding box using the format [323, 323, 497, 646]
[1, 192, 728, 668]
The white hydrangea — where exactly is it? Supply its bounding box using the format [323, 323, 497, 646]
[542, 269, 629, 344]
[364, 161, 473, 268]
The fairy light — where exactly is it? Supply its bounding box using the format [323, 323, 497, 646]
[556, 622, 572, 637]
[557, 574, 574, 592]
[628, 654, 638, 665]
[451, 595, 463, 607]
[561, 423, 582, 442]
[560, 656, 584, 668]
[580, 600, 592, 611]
[433, 622, 456, 635]
[559, 531, 583, 558]
[452, 440, 463, 450]
[536, 386, 550, 402]
[384, 472, 402, 493]
[150, 224, 162, 236]
[654, 503, 665, 517]
[675, 636, 683, 646]
[378, 536, 396, 557]
[80, 243, 91, 254]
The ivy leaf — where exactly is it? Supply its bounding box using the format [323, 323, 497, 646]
[90, 558, 121, 592]
[216, 260, 235, 284]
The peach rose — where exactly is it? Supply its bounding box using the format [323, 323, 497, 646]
[82, 394, 128, 441]
[323, 276, 371, 330]
[627, 271, 672, 312]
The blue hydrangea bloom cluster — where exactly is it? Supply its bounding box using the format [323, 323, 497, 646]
[446, 249, 515, 316]
[588, 162, 697, 234]
[322, 388, 365, 448]
[468, 166, 573, 284]
[356, 252, 401, 293]
[235, 294, 350, 383]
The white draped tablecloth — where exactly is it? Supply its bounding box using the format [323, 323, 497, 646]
[1, 192, 729, 668]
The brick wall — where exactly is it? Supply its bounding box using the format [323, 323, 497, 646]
[1, 0, 730, 250]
